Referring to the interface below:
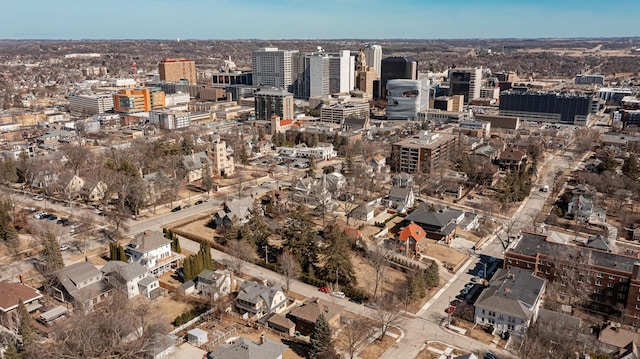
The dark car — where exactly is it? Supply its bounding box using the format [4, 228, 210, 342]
[195, 200, 203, 205]
[48, 215, 58, 221]
[171, 206, 182, 212]
[485, 352, 498, 359]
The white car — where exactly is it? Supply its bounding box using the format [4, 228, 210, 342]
[33, 212, 47, 219]
[330, 291, 346, 299]
[33, 195, 43, 201]
[59, 244, 70, 251]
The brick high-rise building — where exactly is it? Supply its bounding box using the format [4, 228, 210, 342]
[158, 58, 196, 84]
[390, 131, 458, 174]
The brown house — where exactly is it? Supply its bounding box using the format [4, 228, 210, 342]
[287, 298, 342, 336]
[0, 282, 43, 330]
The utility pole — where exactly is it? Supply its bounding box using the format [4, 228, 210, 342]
[335, 268, 339, 291]
[264, 245, 269, 264]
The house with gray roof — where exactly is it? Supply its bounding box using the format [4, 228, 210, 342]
[196, 269, 232, 300]
[350, 203, 374, 222]
[474, 267, 546, 334]
[214, 197, 254, 227]
[182, 151, 212, 183]
[383, 186, 415, 213]
[235, 281, 287, 320]
[53, 261, 114, 312]
[392, 172, 414, 187]
[404, 205, 462, 243]
[101, 261, 149, 298]
[125, 230, 181, 275]
[206, 335, 287, 359]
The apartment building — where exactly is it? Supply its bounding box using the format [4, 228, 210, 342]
[505, 232, 640, 326]
[390, 131, 458, 174]
[158, 58, 196, 84]
[254, 88, 294, 120]
[251, 48, 298, 92]
[320, 101, 369, 124]
[68, 94, 114, 115]
[149, 109, 191, 130]
[113, 88, 165, 113]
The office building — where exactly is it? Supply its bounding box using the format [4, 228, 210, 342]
[505, 232, 640, 327]
[251, 48, 298, 92]
[158, 58, 196, 84]
[150, 109, 191, 130]
[431, 95, 464, 112]
[303, 50, 354, 98]
[499, 90, 592, 125]
[355, 49, 378, 98]
[320, 101, 369, 124]
[68, 94, 114, 115]
[145, 80, 190, 95]
[390, 131, 458, 174]
[575, 74, 605, 85]
[379, 56, 418, 99]
[448, 68, 482, 104]
[363, 43, 382, 78]
[212, 71, 252, 86]
[597, 87, 634, 105]
[226, 85, 259, 101]
[254, 88, 295, 120]
[386, 79, 430, 120]
[113, 88, 165, 113]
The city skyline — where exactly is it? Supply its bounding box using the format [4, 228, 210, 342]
[3, 0, 639, 40]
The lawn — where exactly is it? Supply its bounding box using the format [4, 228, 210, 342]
[420, 242, 468, 271]
[358, 327, 400, 359]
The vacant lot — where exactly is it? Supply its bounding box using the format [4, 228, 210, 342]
[151, 295, 194, 327]
[352, 254, 406, 298]
[421, 242, 467, 271]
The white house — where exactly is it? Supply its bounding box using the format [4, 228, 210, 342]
[187, 328, 208, 346]
[350, 203, 375, 222]
[276, 143, 337, 160]
[101, 261, 149, 298]
[236, 281, 287, 320]
[196, 269, 232, 300]
[125, 231, 181, 276]
[474, 267, 546, 334]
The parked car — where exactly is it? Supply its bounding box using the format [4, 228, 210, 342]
[33, 212, 47, 219]
[204, 198, 213, 202]
[472, 276, 481, 283]
[48, 215, 58, 221]
[318, 286, 331, 293]
[485, 353, 498, 359]
[195, 200, 203, 205]
[183, 205, 192, 209]
[59, 244, 70, 251]
[464, 282, 474, 289]
[330, 291, 345, 299]
[171, 206, 182, 212]
[33, 195, 43, 201]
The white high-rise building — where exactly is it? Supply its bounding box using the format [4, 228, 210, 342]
[68, 93, 114, 115]
[363, 43, 382, 78]
[251, 48, 298, 92]
[304, 50, 354, 98]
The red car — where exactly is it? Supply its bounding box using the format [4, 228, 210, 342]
[445, 305, 456, 314]
[318, 286, 331, 293]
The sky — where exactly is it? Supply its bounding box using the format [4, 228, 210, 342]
[2, 0, 639, 40]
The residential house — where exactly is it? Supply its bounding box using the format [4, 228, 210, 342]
[567, 185, 607, 222]
[392, 172, 414, 188]
[291, 177, 315, 204]
[31, 170, 58, 189]
[53, 261, 114, 312]
[81, 179, 107, 202]
[474, 267, 546, 334]
[403, 206, 462, 243]
[206, 336, 288, 359]
[213, 197, 254, 227]
[138, 276, 162, 299]
[497, 146, 527, 170]
[369, 154, 387, 173]
[287, 298, 342, 336]
[0, 281, 43, 330]
[100, 261, 149, 298]
[383, 186, 415, 213]
[144, 334, 176, 359]
[394, 222, 427, 257]
[597, 323, 640, 359]
[196, 269, 232, 300]
[125, 230, 181, 276]
[182, 151, 211, 183]
[56, 171, 85, 197]
[235, 281, 287, 320]
[350, 203, 374, 222]
[187, 328, 208, 346]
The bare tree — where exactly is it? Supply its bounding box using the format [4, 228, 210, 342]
[337, 317, 374, 359]
[545, 245, 594, 309]
[224, 239, 254, 273]
[373, 294, 403, 339]
[61, 143, 90, 176]
[367, 244, 389, 299]
[278, 249, 301, 292]
[494, 217, 522, 251]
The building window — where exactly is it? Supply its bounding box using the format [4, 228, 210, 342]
[596, 280, 602, 286]
[507, 259, 512, 264]
[618, 294, 625, 299]
[596, 273, 603, 278]
[607, 291, 613, 296]
[527, 263, 532, 269]
[595, 289, 602, 294]
[508, 324, 514, 331]
[609, 275, 615, 280]
[621, 278, 629, 283]
[607, 283, 614, 288]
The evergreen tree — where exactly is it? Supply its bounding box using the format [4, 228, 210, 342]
[118, 245, 127, 262]
[622, 155, 640, 180]
[3, 341, 21, 359]
[240, 204, 270, 254]
[282, 205, 318, 274]
[17, 299, 37, 350]
[202, 162, 213, 196]
[424, 261, 440, 289]
[407, 270, 426, 302]
[183, 256, 194, 282]
[239, 143, 249, 166]
[0, 200, 18, 244]
[320, 224, 356, 287]
[173, 234, 182, 254]
[309, 313, 333, 359]
[306, 157, 316, 178]
[42, 232, 64, 272]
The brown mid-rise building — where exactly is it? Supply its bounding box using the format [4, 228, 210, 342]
[159, 58, 196, 84]
[390, 131, 458, 174]
[505, 232, 640, 327]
